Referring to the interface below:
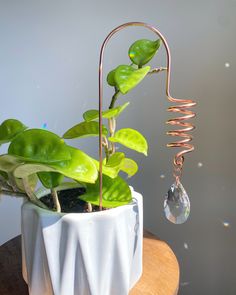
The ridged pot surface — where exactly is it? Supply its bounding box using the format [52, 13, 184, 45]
[21, 188, 143, 295]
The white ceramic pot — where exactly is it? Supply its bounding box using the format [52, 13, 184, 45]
[21, 187, 143, 295]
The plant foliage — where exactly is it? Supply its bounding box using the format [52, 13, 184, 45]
[0, 36, 163, 212]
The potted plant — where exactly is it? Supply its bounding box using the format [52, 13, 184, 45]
[0, 24, 166, 295]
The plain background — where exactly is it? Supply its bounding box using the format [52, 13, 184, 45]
[0, 1, 236, 294]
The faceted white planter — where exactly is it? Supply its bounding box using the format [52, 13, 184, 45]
[21, 187, 143, 295]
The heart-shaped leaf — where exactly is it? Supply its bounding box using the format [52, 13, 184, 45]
[107, 69, 116, 86]
[103, 102, 129, 118]
[109, 128, 148, 155]
[83, 110, 99, 122]
[13, 146, 98, 184]
[63, 121, 108, 139]
[104, 153, 138, 178]
[105, 152, 125, 167]
[0, 119, 27, 144]
[120, 158, 138, 177]
[80, 175, 132, 208]
[91, 158, 119, 179]
[8, 129, 71, 164]
[85, 152, 138, 181]
[105, 153, 138, 178]
[51, 146, 98, 183]
[114, 65, 150, 94]
[129, 39, 161, 67]
[37, 172, 64, 189]
[83, 102, 130, 122]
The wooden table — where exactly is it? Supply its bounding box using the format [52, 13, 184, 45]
[0, 230, 179, 295]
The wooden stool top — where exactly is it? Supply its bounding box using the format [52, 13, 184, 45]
[0, 230, 179, 295]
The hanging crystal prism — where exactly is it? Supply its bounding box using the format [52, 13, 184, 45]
[164, 181, 190, 224]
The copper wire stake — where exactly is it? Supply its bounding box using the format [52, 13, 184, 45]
[98, 22, 196, 210]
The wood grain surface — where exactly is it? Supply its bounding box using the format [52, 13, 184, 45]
[130, 231, 179, 295]
[0, 230, 179, 295]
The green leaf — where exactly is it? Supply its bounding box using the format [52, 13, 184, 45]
[114, 65, 150, 94]
[91, 158, 119, 179]
[37, 172, 64, 189]
[0, 155, 37, 192]
[13, 146, 98, 184]
[102, 152, 125, 178]
[83, 102, 130, 122]
[8, 129, 71, 164]
[105, 152, 125, 167]
[83, 110, 99, 122]
[102, 102, 129, 118]
[107, 69, 116, 86]
[105, 153, 138, 178]
[51, 146, 98, 183]
[109, 128, 148, 155]
[15, 174, 38, 192]
[91, 153, 138, 178]
[0, 170, 8, 180]
[80, 175, 132, 208]
[63, 121, 108, 139]
[104, 153, 138, 178]
[129, 39, 161, 67]
[0, 119, 27, 144]
[14, 163, 57, 179]
[0, 155, 23, 172]
[120, 158, 138, 177]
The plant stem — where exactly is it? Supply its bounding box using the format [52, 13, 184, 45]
[0, 177, 13, 191]
[148, 67, 167, 75]
[51, 188, 61, 213]
[105, 67, 166, 158]
[108, 118, 116, 154]
[109, 90, 120, 109]
[7, 173, 18, 192]
[0, 188, 27, 197]
[105, 147, 110, 162]
[87, 202, 92, 212]
[107, 90, 120, 157]
[102, 136, 110, 162]
[22, 178, 48, 210]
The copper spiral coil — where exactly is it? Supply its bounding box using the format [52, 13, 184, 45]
[166, 96, 196, 183]
[98, 22, 196, 209]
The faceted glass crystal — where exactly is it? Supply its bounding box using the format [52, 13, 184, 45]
[164, 181, 190, 224]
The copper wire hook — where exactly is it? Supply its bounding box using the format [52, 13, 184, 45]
[98, 21, 196, 209]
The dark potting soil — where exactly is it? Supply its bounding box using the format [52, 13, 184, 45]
[40, 188, 101, 213]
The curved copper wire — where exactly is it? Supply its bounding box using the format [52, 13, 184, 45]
[98, 22, 196, 209]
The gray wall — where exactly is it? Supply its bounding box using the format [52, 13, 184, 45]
[0, 1, 236, 294]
